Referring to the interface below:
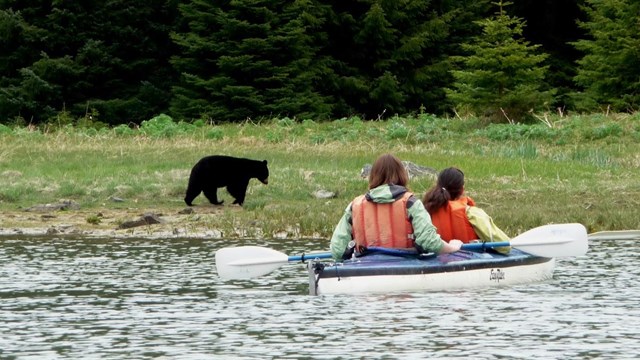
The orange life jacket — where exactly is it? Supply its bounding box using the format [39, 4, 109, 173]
[430, 196, 478, 243]
[351, 192, 415, 249]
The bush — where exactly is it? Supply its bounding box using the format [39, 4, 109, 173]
[386, 121, 410, 140]
[0, 124, 12, 135]
[113, 124, 136, 136]
[140, 114, 197, 138]
[478, 123, 559, 141]
[581, 123, 623, 140]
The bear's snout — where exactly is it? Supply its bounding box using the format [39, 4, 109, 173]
[260, 178, 268, 185]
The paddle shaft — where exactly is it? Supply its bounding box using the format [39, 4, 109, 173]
[367, 243, 512, 256]
[288, 253, 333, 262]
[284, 242, 512, 263]
[287, 236, 575, 263]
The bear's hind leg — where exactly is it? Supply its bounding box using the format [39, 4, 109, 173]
[203, 188, 224, 205]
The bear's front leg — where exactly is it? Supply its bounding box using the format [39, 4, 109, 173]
[184, 184, 202, 206]
[203, 188, 224, 205]
[227, 181, 248, 206]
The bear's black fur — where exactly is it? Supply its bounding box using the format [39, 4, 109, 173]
[184, 155, 269, 206]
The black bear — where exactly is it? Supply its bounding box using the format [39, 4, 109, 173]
[184, 155, 269, 206]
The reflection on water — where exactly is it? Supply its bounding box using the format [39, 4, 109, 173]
[0, 236, 639, 359]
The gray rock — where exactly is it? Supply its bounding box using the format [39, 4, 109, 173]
[313, 189, 336, 199]
[117, 213, 165, 229]
[360, 161, 438, 179]
[24, 200, 80, 212]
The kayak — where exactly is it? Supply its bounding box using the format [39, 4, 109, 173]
[215, 223, 588, 296]
[307, 249, 554, 296]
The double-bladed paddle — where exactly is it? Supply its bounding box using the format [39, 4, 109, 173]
[587, 230, 640, 241]
[215, 222, 588, 280]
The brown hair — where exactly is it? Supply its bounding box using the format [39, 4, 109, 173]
[422, 167, 465, 214]
[368, 154, 409, 189]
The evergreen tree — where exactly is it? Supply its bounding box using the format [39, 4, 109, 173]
[0, 6, 49, 123]
[447, 1, 553, 122]
[0, 1, 177, 125]
[573, 0, 640, 112]
[170, 0, 330, 122]
[316, 0, 479, 118]
[511, 0, 586, 110]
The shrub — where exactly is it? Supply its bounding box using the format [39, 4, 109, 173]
[140, 114, 181, 137]
[386, 121, 410, 140]
[581, 123, 623, 140]
[113, 124, 136, 136]
[0, 124, 12, 135]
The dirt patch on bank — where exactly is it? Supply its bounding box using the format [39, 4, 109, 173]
[0, 205, 236, 239]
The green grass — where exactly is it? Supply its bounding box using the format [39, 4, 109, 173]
[0, 112, 639, 237]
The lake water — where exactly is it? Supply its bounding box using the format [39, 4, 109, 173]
[0, 235, 638, 359]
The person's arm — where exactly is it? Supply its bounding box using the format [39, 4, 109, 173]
[467, 206, 511, 253]
[440, 239, 463, 253]
[329, 204, 354, 260]
[408, 198, 461, 254]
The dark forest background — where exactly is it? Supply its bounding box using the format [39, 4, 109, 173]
[1, 0, 638, 125]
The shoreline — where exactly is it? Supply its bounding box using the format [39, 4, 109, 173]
[0, 206, 233, 240]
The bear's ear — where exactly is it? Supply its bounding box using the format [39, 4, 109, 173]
[263, 160, 268, 164]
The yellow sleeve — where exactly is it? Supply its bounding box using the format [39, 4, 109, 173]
[466, 206, 511, 253]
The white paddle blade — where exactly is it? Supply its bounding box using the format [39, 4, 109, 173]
[215, 246, 289, 279]
[511, 223, 588, 258]
[588, 230, 640, 241]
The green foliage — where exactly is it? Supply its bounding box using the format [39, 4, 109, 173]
[0, 1, 176, 124]
[265, 130, 285, 143]
[317, 0, 474, 118]
[59, 182, 86, 197]
[170, 0, 330, 122]
[1, 113, 639, 234]
[573, 0, 640, 112]
[581, 122, 623, 140]
[385, 121, 411, 140]
[310, 134, 327, 145]
[414, 114, 454, 140]
[447, 1, 554, 123]
[633, 125, 640, 141]
[205, 127, 224, 140]
[276, 117, 296, 127]
[568, 149, 613, 168]
[478, 123, 560, 141]
[86, 214, 102, 225]
[139, 113, 198, 138]
[113, 124, 136, 136]
[75, 109, 107, 130]
[0, 1, 636, 125]
[0, 124, 13, 135]
[318, 116, 366, 142]
[243, 198, 267, 211]
[500, 142, 539, 159]
[0, 187, 21, 203]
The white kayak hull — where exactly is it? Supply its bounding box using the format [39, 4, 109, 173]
[308, 249, 555, 296]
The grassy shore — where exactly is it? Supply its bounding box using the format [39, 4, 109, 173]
[0, 113, 639, 238]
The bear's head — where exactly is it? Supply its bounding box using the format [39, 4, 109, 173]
[256, 160, 269, 184]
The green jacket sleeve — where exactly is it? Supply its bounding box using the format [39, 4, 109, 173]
[330, 203, 354, 260]
[466, 206, 511, 253]
[408, 199, 444, 253]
